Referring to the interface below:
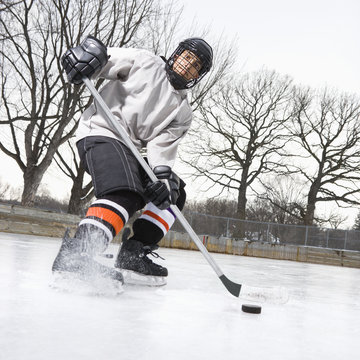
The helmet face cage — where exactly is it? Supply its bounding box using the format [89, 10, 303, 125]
[166, 38, 213, 90]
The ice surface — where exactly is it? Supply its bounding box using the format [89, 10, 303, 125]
[0, 232, 359, 360]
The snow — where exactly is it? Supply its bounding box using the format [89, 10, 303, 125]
[0, 231, 359, 360]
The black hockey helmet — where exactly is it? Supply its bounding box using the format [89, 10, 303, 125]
[166, 38, 213, 90]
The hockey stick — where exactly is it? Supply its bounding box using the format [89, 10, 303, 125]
[82, 77, 242, 297]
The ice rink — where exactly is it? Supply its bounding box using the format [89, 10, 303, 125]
[0, 231, 359, 360]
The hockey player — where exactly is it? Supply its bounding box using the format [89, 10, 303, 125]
[52, 35, 213, 285]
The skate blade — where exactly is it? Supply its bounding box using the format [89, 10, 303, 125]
[50, 271, 124, 297]
[120, 270, 167, 287]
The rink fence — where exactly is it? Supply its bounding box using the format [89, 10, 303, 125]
[172, 211, 360, 252]
[159, 231, 360, 268]
[0, 203, 359, 268]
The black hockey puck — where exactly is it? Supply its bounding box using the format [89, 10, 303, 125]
[241, 304, 262, 314]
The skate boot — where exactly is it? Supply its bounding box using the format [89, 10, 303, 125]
[115, 230, 168, 286]
[52, 229, 124, 284]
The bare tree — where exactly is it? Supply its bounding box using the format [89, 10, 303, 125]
[286, 88, 360, 225]
[326, 211, 348, 229]
[251, 175, 307, 224]
[54, 141, 94, 214]
[353, 211, 360, 230]
[185, 197, 238, 218]
[54, 0, 179, 215]
[139, 0, 183, 56]
[181, 70, 294, 220]
[54, 1, 236, 214]
[0, 0, 22, 11]
[0, 178, 10, 200]
[188, 35, 237, 110]
[0, 0, 155, 207]
[54, 0, 160, 214]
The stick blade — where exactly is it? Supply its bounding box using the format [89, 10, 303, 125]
[219, 275, 242, 297]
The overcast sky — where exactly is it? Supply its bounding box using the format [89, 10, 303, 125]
[181, 0, 359, 94]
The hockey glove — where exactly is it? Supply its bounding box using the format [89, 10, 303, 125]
[61, 35, 108, 85]
[144, 166, 181, 210]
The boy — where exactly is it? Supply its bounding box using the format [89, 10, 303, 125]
[52, 36, 213, 285]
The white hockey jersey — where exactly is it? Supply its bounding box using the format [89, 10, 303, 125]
[76, 47, 193, 169]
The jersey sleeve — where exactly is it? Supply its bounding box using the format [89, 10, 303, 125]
[94, 47, 137, 81]
[146, 109, 193, 169]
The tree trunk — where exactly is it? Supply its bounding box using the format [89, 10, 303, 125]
[236, 163, 250, 220]
[304, 202, 316, 226]
[232, 184, 248, 239]
[67, 168, 94, 215]
[21, 167, 43, 207]
[304, 184, 319, 226]
[67, 185, 84, 216]
[236, 186, 247, 220]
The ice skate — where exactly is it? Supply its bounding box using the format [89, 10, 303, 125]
[52, 229, 124, 284]
[115, 229, 167, 286]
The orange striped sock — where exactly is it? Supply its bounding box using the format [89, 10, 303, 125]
[79, 199, 129, 241]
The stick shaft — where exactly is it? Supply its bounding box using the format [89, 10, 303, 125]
[83, 77, 241, 296]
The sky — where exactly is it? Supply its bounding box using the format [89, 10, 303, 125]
[180, 0, 360, 94]
[0, 0, 359, 225]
